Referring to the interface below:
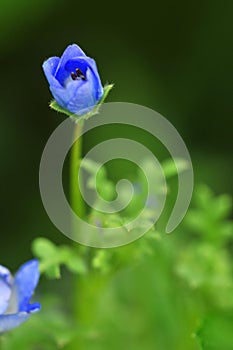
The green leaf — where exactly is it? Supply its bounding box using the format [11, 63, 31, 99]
[184, 184, 233, 245]
[32, 237, 87, 279]
[81, 158, 104, 175]
[92, 249, 112, 274]
[49, 83, 114, 121]
[32, 238, 61, 279]
[65, 252, 87, 275]
[81, 158, 116, 201]
[197, 311, 233, 349]
[162, 157, 190, 178]
[41, 264, 61, 279]
[175, 242, 233, 308]
[32, 237, 57, 258]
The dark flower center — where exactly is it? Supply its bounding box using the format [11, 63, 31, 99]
[71, 68, 86, 81]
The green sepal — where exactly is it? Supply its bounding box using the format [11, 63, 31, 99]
[49, 83, 114, 122]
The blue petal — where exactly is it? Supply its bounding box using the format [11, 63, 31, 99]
[0, 265, 12, 286]
[50, 68, 103, 115]
[0, 279, 11, 314]
[65, 57, 103, 100]
[42, 56, 62, 88]
[54, 56, 94, 89]
[0, 312, 30, 333]
[59, 44, 86, 62]
[26, 302, 41, 313]
[49, 77, 86, 110]
[14, 260, 40, 312]
[49, 85, 69, 109]
[0, 265, 12, 314]
[55, 44, 86, 85]
[66, 68, 100, 115]
[64, 56, 94, 75]
[43, 45, 104, 114]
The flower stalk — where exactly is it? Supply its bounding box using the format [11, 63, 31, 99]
[70, 120, 85, 219]
[69, 120, 85, 350]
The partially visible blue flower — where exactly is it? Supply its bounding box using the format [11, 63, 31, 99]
[0, 259, 40, 333]
[42, 44, 104, 115]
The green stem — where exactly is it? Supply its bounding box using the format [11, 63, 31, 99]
[69, 121, 85, 350]
[70, 121, 85, 219]
[69, 117, 112, 349]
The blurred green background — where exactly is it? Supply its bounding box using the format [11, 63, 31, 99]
[0, 0, 232, 349]
[0, 0, 232, 263]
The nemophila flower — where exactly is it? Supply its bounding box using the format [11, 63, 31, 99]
[0, 259, 40, 333]
[42, 44, 105, 116]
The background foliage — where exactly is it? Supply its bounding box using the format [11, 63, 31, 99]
[0, 0, 232, 349]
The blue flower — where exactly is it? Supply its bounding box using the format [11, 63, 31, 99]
[42, 44, 104, 115]
[0, 259, 40, 333]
